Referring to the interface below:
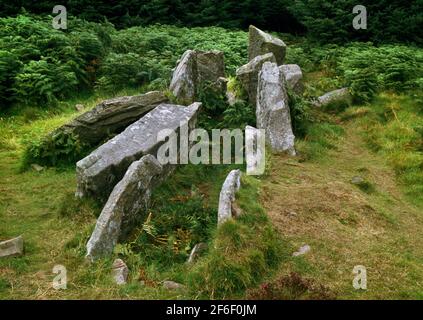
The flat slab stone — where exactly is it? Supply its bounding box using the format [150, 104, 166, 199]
[86, 155, 167, 260]
[236, 53, 276, 106]
[249, 25, 287, 65]
[0, 236, 23, 258]
[280, 64, 304, 94]
[257, 62, 296, 155]
[314, 88, 351, 107]
[51, 91, 168, 146]
[76, 102, 201, 202]
[218, 169, 242, 225]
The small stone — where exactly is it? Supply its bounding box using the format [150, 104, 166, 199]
[75, 104, 85, 112]
[293, 245, 311, 257]
[163, 280, 185, 290]
[351, 176, 365, 185]
[187, 243, 208, 264]
[0, 236, 24, 258]
[112, 259, 129, 285]
[218, 170, 242, 225]
[314, 88, 351, 108]
[288, 211, 298, 218]
[231, 202, 243, 218]
[31, 164, 44, 172]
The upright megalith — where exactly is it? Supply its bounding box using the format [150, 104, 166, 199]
[280, 64, 304, 94]
[47, 91, 168, 146]
[86, 155, 166, 260]
[170, 50, 225, 104]
[249, 25, 287, 65]
[218, 169, 242, 225]
[76, 102, 201, 202]
[257, 62, 296, 155]
[236, 53, 276, 106]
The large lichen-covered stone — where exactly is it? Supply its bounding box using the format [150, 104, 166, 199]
[218, 169, 242, 225]
[236, 53, 276, 106]
[86, 155, 166, 260]
[257, 62, 295, 155]
[249, 25, 287, 65]
[49, 91, 168, 146]
[169, 50, 198, 105]
[76, 102, 201, 202]
[280, 64, 304, 94]
[169, 50, 225, 104]
[0, 236, 23, 258]
[314, 88, 351, 108]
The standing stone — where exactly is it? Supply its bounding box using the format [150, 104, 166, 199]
[280, 64, 304, 94]
[187, 243, 208, 264]
[86, 155, 166, 260]
[257, 62, 296, 155]
[218, 169, 242, 225]
[169, 50, 198, 105]
[48, 91, 168, 146]
[112, 259, 129, 285]
[76, 102, 201, 202]
[236, 53, 276, 106]
[313, 88, 351, 108]
[249, 25, 287, 65]
[170, 50, 225, 104]
[0, 236, 23, 258]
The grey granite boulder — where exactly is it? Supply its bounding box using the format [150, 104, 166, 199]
[76, 102, 201, 202]
[280, 64, 304, 94]
[112, 259, 129, 285]
[249, 25, 287, 65]
[169, 50, 198, 104]
[236, 53, 276, 106]
[49, 91, 168, 146]
[0, 236, 23, 258]
[86, 155, 167, 260]
[257, 62, 296, 155]
[218, 169, 242, 225]
[314, 88, 351, 108]
[170, 50, 225, 104]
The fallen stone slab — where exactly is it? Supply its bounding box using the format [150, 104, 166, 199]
[86, 155, 167, 260]
[0, 236, 23, 258]
[313, 88, 351, 108]
[170, 50, 225, 104]
[236, 53, 276, 106]
[112, 259, 129, 285]
[257, 62, 296, 155]
[218, 169, 242, 225]
[48, 91, 168, 146]
[76, 102, 201, 202]
[280, 64, 304, 94]
[249, 25, 287, 65]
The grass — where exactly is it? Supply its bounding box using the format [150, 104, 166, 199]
[259, 102, 423, 299]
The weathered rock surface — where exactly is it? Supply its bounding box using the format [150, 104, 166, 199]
[249, 25, 287, 65]
[52, 91, 168, 146]
[169, 50, 197, 104]
[280, 64, 304, 94]
[314, 88, 351, 108]
[76, 102, 201, 202]
[163, 280, 185, 290]
[170, 50, 225, 104]
[0, 236, 23, 258]
[187, 243, 208, 264]
[86, 155, 166, 260]
[293, 245, 311, 257]
[236, 53, 276, 106]
[257, 62, 296, 155]
[218, 169, 242, 225]
[112, 259, 129, 285]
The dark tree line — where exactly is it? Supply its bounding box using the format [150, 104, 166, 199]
[0, 0, 422, 44]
